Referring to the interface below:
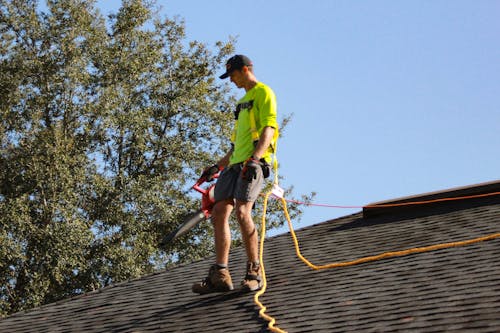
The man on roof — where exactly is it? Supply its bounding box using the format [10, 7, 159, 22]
[192, 54, 278, 294]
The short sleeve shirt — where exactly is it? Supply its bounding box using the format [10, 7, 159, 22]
[230, 82, 278, 165]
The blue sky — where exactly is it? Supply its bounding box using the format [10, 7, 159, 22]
[99, 1, 499, 234]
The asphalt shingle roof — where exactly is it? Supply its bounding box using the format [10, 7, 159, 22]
[1, 182, 499, 332]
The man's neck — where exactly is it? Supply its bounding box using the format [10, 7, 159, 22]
[243, 78, 258, 92]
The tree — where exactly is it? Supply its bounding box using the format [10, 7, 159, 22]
[0, 0, 311, 316]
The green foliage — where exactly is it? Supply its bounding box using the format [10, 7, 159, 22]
[0, 0, 311, 317]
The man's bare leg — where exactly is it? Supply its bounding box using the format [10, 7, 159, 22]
[192, 199, 234, 294]
[212, 199, 234, 265]
[235, 200, 258, 263]
[235, 200, 262, 291]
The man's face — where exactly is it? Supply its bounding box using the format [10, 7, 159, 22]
[229, 68, 245, 88]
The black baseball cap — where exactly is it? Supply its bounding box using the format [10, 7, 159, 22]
[219, 55, 253, 79]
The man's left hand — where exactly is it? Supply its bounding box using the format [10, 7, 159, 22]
[241, 157, 261, 181]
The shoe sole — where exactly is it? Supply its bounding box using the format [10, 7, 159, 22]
[240, 282, 263, 292]
[192, 284, 234, 295]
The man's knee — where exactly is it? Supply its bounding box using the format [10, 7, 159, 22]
[235, 202, 253, 223]
[212, 199, 234, 220]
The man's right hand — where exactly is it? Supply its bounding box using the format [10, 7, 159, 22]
[201, 164, 220, 182]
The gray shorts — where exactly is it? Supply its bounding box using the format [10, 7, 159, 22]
[214, 163, 264, 203]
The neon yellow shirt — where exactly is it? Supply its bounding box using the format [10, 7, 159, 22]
[230, 82, 278, 165]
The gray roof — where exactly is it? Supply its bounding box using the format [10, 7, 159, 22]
[1, 181, 499, 332]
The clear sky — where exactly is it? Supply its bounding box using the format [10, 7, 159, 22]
[99, 1, 499, 234]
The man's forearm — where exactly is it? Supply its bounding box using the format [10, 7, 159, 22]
[216, 148, 234, 168]
[252, 126, 275, 160]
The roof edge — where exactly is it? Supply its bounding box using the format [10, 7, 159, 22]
[363, 180, 500, 218]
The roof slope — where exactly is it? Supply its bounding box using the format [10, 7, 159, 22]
[1, 183, 499, 332]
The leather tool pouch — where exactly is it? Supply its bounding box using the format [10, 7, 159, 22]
[260, 159, 271, 179]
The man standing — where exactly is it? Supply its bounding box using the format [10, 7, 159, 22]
[192, 55, 278, 294]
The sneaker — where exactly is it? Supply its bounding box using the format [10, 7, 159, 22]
[241, 261, 263, 292]
[192, 264, 234, 294]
